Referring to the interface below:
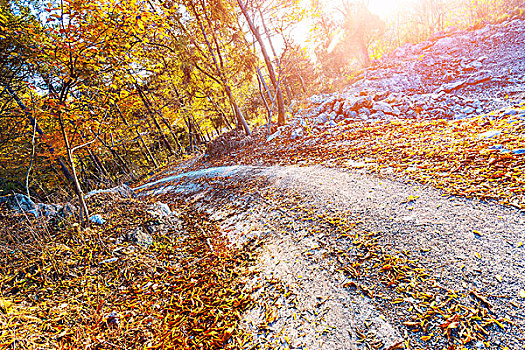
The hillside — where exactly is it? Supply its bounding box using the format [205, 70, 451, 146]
[1, 7, 525, 350]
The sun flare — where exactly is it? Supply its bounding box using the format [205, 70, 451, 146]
[368, 0, 408, 20]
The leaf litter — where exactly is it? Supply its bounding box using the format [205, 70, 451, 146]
[0, 191, 257, 349]
[204, 105, 525, 211]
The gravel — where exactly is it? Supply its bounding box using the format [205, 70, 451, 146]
[136, 164, 525, 349]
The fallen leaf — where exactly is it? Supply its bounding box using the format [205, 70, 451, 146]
[421, 334, 433, 341]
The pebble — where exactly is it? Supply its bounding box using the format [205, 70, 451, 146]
[89, 214, 106, 225]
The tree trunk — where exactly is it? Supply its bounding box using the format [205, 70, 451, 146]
[5, 84, 77, 185]
[144, 84, 184, 155]
[190, 2, 251, 135]
[58, 113, 89, 226]
[359, 39, 371, 67]
[136, 86, 176, 155]
[115, 104, 159, 169]
[237, 0, 286, 125]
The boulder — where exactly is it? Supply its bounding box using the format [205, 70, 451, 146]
[290, 128, 304, 140]
[0, 193, 36, 212]
[117, 227, 153, 248]
[317, 113, 329, 124]
[148, 202, 172, 219]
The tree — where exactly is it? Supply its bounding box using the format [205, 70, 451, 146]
[236, 0, 289, 126]
[311, 0, 384, 76]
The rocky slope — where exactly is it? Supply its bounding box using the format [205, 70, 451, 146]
[297, 14, 525, 127]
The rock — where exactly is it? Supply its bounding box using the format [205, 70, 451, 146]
[341, 100, 355, 116]
[328, 111, 337, 121]
[290, 128, 304, 140]
[0, 193, 36, 212]
[327, 120, 337, 127]
[34, 203, 61, 218]
[477, 55, 488, 62]
[479, 130, 501, 138]
[432, 36, 456, 50]
[145, 202, 181, 235]
[333, 101, 343, 114]
[85, 184, 135, 200]
[59, 203, 77, 218]
[431, 91, 446, 100]
[461, 106, 476, 114]
[467, 70, 492, 85]
[502, 109, 519, 117]
[368, 113, 380, 120]
[512, 149, 525, 155]
[89, 214, 106, 225]
[0, 194, 78, 219]
[148, 202, 172, 219]
[316, 113, 329, 124]
[358, 107, 370, 116]
[100, 257, 119, 264]
[489, 144, 504, 150]
[117, 227, 153, 247]
[440, 80, 467, 93]
[373, 101, 395, 115]
[266, 129, 281, 142]
[319, 98, 336, 112]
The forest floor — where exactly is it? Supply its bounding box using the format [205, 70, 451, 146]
[133, 159, 525, 350]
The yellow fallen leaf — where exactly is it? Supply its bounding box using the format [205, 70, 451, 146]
[519, 290, 525, 299]
[474, 252, 481, 259]
[517, 241, 523, 248]
[421, 334, 433, 341]
[0, 298, 13, 314]
[496, 274, 503, 282]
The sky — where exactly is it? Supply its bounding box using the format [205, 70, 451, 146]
[290, 0, 414, 48]
[368, 0, 407, 20]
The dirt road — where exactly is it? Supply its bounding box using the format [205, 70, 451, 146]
[136, 165, 525, 349]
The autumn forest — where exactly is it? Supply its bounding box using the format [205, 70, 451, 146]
[1, 0, 525, 349]
[1, 0, 519, 205]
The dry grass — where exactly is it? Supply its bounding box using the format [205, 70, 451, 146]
[0, 192, 256, 349]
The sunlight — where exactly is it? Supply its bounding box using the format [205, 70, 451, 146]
[292, 0, 413, 48]
[368, 0, 408, 20]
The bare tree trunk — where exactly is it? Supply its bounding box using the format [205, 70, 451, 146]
[5, 85, 77, 185]
[58, 113, 89, 226]
[237, 0, 286, 125]
[256, 67, 272, 134]
[115, 104, 159, 169]
[359, 40, 371, 67]
[190, 2, 251, 135]
[25, 94, 38, 199]
[144, 84, 184, 155]
[136, 86, 176, 155]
